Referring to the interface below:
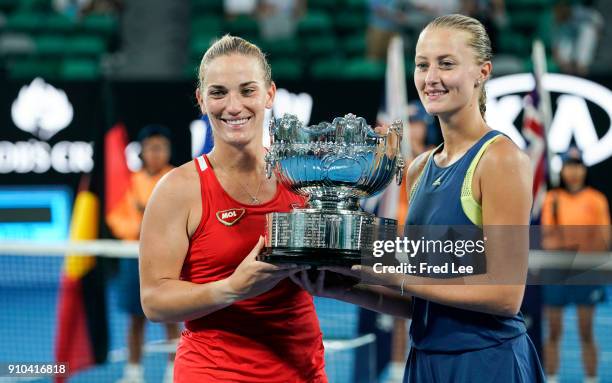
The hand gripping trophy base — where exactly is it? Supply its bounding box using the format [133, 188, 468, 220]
[259, 209, 397, 266]
[259, 113, 404, 266]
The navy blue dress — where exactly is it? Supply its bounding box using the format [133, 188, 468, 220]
[404, 130, 545, 383]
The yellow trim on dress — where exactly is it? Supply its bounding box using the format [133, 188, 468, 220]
[460, 135, 502, 227]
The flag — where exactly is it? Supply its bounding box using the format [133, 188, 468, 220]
[54, 176, 107, 382]
[104, 123, 140, 239]
[526, 40, 555, 221]
[522, 90, 547, 220]
[362, 36, 411, 225]
[105, 123, 130, 217]
[192, 114, 215, 157]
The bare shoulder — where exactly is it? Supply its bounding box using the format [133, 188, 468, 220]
[147, 161, 200, 215]
[407, 150, 432, 186]
[471, 135, 532, 208]
[479, 135, 530, 175]
[477, 135, 532, 224]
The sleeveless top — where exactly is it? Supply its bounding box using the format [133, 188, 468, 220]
[406, 130, 527, 352]
[179, 155, 326, 382]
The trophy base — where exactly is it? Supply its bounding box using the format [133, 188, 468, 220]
[262, 209, 397, 266]
[258, 247, 362, 266]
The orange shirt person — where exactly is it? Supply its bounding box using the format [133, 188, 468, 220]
[107, 154, 172, 240]
[541, 147, 610, 383]
[541, 151, 610, 251]
[106, 125, 179, 383]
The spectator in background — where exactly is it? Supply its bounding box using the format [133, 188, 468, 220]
[366, 0, 465, 61]
[403, 0, 461, 32]
[53, 0, 121, 18]
[107, 125, 179, 383]
[53, 0, 88, 18]
[366, 0, 411, 61]
[224, 0, 257, 19]
[80, 0, 122, 16]
[552, 0, 602, 76]
[541, 147, 610, 383]
[256, 0, 306, 41]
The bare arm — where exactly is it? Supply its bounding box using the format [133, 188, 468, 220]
[291, 271, 412, 319]
[140, 166, 304, 322]
[341, 285, 411, 318]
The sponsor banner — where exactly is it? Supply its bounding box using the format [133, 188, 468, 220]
[0, 78, 104, 183]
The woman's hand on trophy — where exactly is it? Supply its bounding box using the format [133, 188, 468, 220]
[322, 265, 404, 289]
[374, 124, 400, 159]
[290, 269, 357, 299]
[227, 236, 309, 301]
[374, 125, 389, 135]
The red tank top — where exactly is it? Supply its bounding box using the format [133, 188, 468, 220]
[175, 155, 326, 383]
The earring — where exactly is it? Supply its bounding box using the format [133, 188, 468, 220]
[475, 79, 481, 87]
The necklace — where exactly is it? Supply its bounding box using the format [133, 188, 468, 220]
[209, 155, 265, 204]
[238, 176, 264, 204]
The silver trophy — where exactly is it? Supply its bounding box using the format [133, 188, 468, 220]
[259, 113, 405, 266]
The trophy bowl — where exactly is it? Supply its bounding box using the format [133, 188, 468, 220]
[259, 113, 404, 266]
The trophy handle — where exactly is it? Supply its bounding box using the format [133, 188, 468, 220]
[265, 152, 275, 179]
[390, 119, 403, 138]
[396, 156, 405, 185]
[268, 117, 277, 143]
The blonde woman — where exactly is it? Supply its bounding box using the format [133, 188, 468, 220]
[294, 15, 545, 382]
[139, 36, 326, 382]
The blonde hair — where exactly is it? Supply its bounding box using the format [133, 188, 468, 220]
[425, 14, 492, 117]
[197, 35, 272, 91]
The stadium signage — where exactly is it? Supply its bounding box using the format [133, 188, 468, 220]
[486, 73, 612, 167]
[1, 78, 94, 174]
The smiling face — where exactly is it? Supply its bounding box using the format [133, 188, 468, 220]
[196, 53, 275, 148]
[414, 27, 490, 119]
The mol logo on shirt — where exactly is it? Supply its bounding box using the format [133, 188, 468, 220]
[216, 208, 246, 226]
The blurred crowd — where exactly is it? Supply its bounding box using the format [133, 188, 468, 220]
[52, 0, 122, 19]
[0, 0, 608, 80]
[219, 0, 605, 76]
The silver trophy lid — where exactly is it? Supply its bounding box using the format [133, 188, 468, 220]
[266, 113, 404, 208]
